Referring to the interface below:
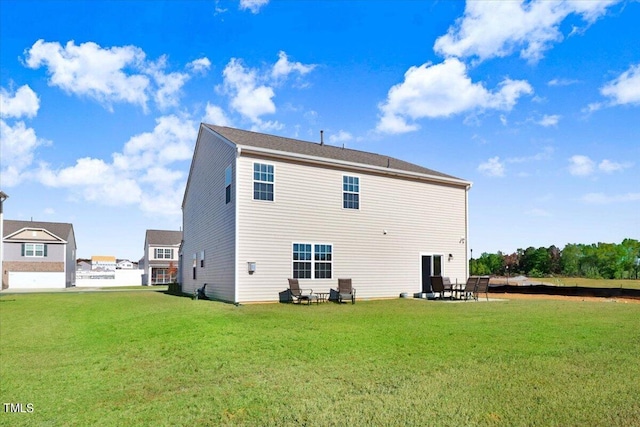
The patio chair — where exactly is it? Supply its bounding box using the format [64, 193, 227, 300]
[288, 278, 316, 305]
[460, 276, 479, 300]
[442, 277, 454, 299]
[474, 276, 491, 301]
[430, 276, 446, 300]
[337, 278, 356, 304]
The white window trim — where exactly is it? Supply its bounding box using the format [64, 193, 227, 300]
[24, 243, 46, 257]
[291, 242, 334, 280]
[252, 161, 276, 202]
[342, 174, 361, 210]
[154, 248, 174, 260]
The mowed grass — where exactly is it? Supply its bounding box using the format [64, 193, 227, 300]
[1, 292, 639, 426]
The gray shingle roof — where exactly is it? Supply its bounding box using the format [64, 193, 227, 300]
[145, 229, 182, 246]
[204, 125, 463, 181]
[3, 220, 75, 247]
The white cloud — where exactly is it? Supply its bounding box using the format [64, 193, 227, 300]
[328, 130, 353, 144]
[0, 119, 49, 186]
[25, 39, 150, 111]
[434, 0, 621, 63]
[271, 51, 316, 82]
[376, 58, 532, 134]
[478, 156, 505, 177]
[568, 155, 633, 177]
[507, 146, 554, 164]
[144, 56, 190, 110]
[218, 52, 315, 127]
[598, 159, 633, 173]
[0, 85, 40, 119]
[547, 78, 579, 87]
[538, 114, 560, 127]
[23, 40, 206, 112]
[187, 57, 211, 74]
[582, 192, 640, 204]
[568, 155, 595, 176]
[239, 0, 269, 14]
[221, 58, 276, 123]
[203, 103, 233, 127]
[599, 64, 640, 107]
[0, 84, 47, 186]
[35, 115, 197, 216]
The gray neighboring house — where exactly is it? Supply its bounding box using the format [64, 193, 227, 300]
[141, 230, 182, 285]
[2, 219, 77, 289]
[180, 124, 472, 304]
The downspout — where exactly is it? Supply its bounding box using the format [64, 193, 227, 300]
[465, 184, 470, 279]
[234, 146, 241, 304]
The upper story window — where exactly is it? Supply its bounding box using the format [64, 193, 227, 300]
[225, 165, 232, 204]
[154, 248, 174, 259]
[343, 175, 360, 209]
[253, 162, 274, 201]
[23, 243, 47, 257]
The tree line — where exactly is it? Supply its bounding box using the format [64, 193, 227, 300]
[470, 239, 640, 279]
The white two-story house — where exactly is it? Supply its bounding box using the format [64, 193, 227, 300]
[180, 125, 472, 303]
[141, 229, 181, 285]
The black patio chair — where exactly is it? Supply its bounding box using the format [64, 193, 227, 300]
[337, 278, 356, 304]
[288, 278, 316, 305]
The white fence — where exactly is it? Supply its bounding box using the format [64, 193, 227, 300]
[76, 270, 144, 287]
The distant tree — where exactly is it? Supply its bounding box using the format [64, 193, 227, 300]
[560, 244, 581, 277]
[548, 245, 562, 275]
[520, 247, 551, 276]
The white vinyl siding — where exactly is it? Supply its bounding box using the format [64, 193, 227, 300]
[236, 155, 468, 302]
[181, 127, 237, 300]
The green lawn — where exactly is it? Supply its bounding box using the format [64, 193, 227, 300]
[1, 291, 639, 426]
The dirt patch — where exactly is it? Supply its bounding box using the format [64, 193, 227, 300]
[492, 292, 640, 304]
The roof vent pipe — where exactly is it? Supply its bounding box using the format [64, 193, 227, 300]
[320, 130, 324, 145]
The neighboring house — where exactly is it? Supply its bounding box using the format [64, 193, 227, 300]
[91, 255, 116, 272]
[116, 259, 135, 269]
[141, 230, 181, 285]
[2, 219, 77, 289]
[76, 259, 92, 271]
[180, 124, 472, 303]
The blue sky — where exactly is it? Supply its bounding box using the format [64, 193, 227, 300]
[1, 0, 639, 261]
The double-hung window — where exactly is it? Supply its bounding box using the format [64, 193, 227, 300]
[253, 163, 274, 201]
[314, 244, 332, 279]
[343, 175, 360, 209]
[155, 248, 173, 259]
[23, 243, 46, 257]
[292, 243, 332, 279]
[292, 244, 312, 279]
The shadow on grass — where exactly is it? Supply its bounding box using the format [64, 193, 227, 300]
[490, 284, 640, 299]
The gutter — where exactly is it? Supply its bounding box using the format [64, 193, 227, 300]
[237, 144, 473, 188]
